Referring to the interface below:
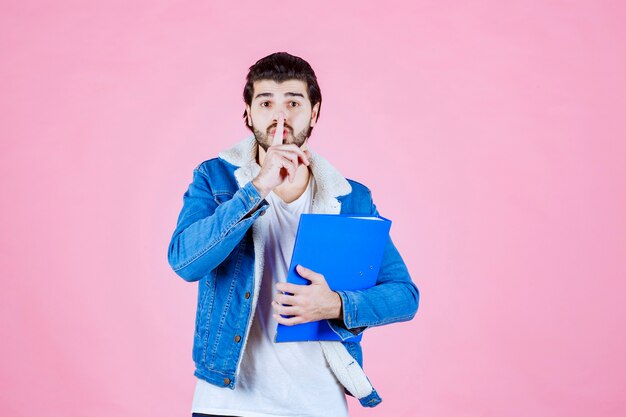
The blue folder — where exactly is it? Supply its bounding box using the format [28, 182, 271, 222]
[275, 213, 392, 343]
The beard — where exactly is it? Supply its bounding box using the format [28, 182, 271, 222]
[253, 123, 311, 152]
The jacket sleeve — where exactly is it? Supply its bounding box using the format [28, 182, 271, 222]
[167, 163, 269, 282]
[327, 191, 420, 340]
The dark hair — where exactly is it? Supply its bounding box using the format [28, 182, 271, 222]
[242, 52, 322, 134]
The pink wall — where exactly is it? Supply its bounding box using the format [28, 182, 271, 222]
[1, 1, 625, 416]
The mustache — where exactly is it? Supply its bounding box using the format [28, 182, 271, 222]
[268, 124, 292, 133]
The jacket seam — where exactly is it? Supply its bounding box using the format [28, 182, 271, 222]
[202, 268, 218, 364]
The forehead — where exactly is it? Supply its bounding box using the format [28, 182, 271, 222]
[252, 79, 309, 100]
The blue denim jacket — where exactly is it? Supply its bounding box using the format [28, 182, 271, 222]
[167, 136, 420, 408]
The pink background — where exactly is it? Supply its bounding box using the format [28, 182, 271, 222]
[1, 1, 625, 416]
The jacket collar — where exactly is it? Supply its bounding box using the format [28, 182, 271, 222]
[218, 135, 352, 214]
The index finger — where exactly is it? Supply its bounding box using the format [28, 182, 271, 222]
[272, 112, 285, 147]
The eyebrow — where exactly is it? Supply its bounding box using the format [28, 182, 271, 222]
[254, 92, 305, 100]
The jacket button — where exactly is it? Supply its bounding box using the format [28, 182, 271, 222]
[249, 196, 254, 202]
[223, 377, 231, 385]
[234, 335, 241, 343]
[260, 210, 266, 216]
[245, 291, 251, 299]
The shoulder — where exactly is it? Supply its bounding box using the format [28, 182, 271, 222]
[339, 178, 374, 214]
[194, 157, 236, 177]
[195, 156, 227, 171]
[192, 157, 239, 194]
[345, 178, 373, 199]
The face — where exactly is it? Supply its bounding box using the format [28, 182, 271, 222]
[245, 79, 320, 151]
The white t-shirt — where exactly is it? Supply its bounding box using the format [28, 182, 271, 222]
[191, 174, 349, 417]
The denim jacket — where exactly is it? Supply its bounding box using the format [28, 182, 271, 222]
[167, 135, 420, 408]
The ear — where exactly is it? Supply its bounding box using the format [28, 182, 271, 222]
[310, 102, 320, 127]
[245, 104, 252, 127]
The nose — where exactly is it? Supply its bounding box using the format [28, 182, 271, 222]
[273, 111, 287, 123]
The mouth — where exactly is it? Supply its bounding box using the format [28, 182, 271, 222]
[269, 128, 290, 138]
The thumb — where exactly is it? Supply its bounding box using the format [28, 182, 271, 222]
[296, 264, 322, 283]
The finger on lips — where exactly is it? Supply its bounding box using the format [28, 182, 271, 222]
[269, 115, 310, 165]
[272, 112, 285, 146]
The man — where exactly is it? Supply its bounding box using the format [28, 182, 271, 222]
[167, 52, 420, 417]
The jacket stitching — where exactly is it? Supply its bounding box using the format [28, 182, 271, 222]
[202, 268, 218, 364]
[172, 203, 251, 272]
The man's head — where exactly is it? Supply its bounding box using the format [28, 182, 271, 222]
[242, 52, 322, 151]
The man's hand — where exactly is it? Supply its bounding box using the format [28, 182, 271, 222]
[252, 112, 311, 199]
[272, 264, 343, 326]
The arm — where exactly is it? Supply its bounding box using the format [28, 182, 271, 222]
[169, 113, 311, 282]
[167, 163, 268, 282]
[327, 194, 420, 340]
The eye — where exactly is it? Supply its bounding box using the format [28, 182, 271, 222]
[260, 101, 271, 108]
[289, 101, 300, 107]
